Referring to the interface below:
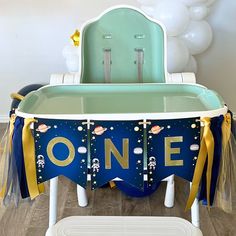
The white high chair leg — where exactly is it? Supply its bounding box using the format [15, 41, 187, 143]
[190, 182, 200, 228]
[164, 175, 175, 208]
[77, 185, 88, 207]
[49, 177, 58, 227]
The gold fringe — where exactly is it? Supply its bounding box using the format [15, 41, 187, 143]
[186, 117, 214, 210]
[22, 118, 44, 199]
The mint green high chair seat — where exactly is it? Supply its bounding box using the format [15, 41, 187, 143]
[80, 7, 166, 84]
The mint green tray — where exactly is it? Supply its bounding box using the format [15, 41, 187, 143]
[17, 84, 225, 116]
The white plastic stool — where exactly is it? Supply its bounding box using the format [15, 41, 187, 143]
[46, 216, 203, 236]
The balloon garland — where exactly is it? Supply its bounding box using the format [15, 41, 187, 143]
[139, 0, 216, 73]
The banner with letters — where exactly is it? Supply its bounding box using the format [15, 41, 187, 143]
[33, 117, 201, 190]
[2, 111, 233, 211]
[34, 118, 88, 188]
[146, 117, 200, 188]
[90, 120, 144, 190]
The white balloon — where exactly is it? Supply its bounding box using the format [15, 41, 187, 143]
[189, 5, 209, 20]
[205, 0, 216, 6]
[66, 56, 80, 72]
[181, 21, 213, 55]
[167, 37, 190, 73]
[63, 44, 80, 72]
[153, 0, 190, 36]
[184, 56, 198, 73]
[181, 0, 216, 7]
[62, 44, 79, 58]
[137, 0, 157, 5]
[180, 0, 207, 7]
[140, 6, 155, 17]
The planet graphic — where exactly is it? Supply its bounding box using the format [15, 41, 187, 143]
[78, 146, 87, 154]
[190, 144, 199, 151]
[92, 126, 107, 135]
[133, 147, 143, 155]
[149, 125, 164, 134]
[36, 124, 51, 133]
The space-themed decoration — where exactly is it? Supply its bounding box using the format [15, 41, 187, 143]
[70, 29, 80, 47]
[90, 120, 144, 190]
[34, 118, 88, 188]
[1, 113, 236, 213]
[147, 117, 200, 188]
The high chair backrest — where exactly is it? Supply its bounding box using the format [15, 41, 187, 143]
[80, 7, 167, 83]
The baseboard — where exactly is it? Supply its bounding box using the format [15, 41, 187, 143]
[0, 114, 9, 123]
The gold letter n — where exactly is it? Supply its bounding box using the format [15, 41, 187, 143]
[105, 139, 129, 169]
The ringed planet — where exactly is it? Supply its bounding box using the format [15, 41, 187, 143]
[149, 125, 164, 135]
[36, 124, 51, 133]
[92, 126, 107, 135]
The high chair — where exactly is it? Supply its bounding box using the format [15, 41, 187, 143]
[43, 6, 204, 235]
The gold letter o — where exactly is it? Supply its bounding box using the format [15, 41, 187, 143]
[47, 137, 75, 167]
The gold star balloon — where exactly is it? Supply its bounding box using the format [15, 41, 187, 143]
[70, 29, 80, 47]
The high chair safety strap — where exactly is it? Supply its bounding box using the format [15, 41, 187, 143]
[103, 48, 111, 83]
[135, 48, 144, 83]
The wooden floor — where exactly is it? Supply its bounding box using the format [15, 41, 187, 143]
[0, 123, 236, 236]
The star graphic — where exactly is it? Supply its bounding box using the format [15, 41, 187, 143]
[70, 29, 80, 47]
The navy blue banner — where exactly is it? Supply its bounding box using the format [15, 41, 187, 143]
[34, 119, 88, 188]
[90, 120, 144, 190]
[147, 117, 200, 188]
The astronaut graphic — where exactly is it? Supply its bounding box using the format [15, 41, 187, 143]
[92, 158, 100, 173]
[148, 156, 156, 170]
[37, 155, 45, 168]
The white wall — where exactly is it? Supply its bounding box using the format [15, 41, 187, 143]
[0, 0, 235, 121]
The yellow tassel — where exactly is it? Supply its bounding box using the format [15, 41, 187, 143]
[22, 118, 44, 199]
[221, 113, 231, 152]
[9, 115, 16, 153]
[38, 183, 45, 194]
[109, 181, 116, 189]
[186, 117, 214, 210]
[10, 93, 24, 101]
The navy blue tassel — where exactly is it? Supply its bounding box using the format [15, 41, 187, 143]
[12, 117, 30, 198]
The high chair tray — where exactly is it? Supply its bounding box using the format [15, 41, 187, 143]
[45, 216, 203, 236]
[17, 83, 226, 119]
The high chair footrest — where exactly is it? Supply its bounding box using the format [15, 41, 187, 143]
[46, 216, 203, 236]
